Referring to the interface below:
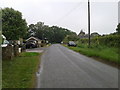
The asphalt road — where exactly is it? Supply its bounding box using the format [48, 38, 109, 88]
[36, 44, 118, 88]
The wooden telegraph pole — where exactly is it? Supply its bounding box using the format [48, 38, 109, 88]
[88, 0, 91, 48]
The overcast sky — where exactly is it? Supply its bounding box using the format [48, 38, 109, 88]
[1, 0, 119, 35]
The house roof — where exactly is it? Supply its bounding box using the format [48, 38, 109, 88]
[26, 36, 40, 41]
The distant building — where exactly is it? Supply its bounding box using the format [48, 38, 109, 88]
[84, 34, 89, 39]
[26, 37, 40, 42]
[1, 34, 9, 47]
[26, 36, 42, 47]
[2, 34, 6, 40]
[78, 30, 86, 39]
[91, 32, 100, 38]
[78, 30, 100, 39]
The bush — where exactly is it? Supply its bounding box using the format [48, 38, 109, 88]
[78, 35, 120, 48]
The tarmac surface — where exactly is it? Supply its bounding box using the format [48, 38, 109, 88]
[36, 44, 118, 88]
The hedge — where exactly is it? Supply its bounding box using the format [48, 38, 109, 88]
[78, 35, 120, 47]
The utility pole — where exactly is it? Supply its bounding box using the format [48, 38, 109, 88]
[88, 0, 91, 48]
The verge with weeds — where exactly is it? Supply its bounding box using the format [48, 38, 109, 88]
[65, 44, 119, 64]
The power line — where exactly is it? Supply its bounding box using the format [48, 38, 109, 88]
[54, 2, 82, 23]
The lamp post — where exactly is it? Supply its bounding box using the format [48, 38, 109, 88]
[88, 0, 91, 48]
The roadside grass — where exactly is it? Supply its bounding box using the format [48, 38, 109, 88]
[64, 44, 119, 64]
[2, 52, 41, 88]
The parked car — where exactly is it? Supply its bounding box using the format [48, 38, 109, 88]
[26, 40, 38, 49]
[68, 41, 77, 47]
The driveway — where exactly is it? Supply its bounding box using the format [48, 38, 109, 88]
[26, 47, 47, 53]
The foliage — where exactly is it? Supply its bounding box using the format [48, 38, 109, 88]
[28, 22, 76, 43]
[2, 8, 28, 40]
[78, 35, 120, 47]
[116, 23, 120, 34]
[63, 34, 79, 43]
[2, 52, 40, 88]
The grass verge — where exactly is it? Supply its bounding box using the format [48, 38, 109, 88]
[64, 45, 119, 65]
[2, 52, 41, 88]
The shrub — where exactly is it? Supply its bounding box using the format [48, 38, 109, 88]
[78, 35, 120, 47]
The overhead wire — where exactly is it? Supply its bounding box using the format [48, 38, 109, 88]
[54, 2, 82, 23]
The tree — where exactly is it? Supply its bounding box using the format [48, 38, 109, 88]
[116, 23, 120, 48]
[116, 23, 120, 34]
[28, 21, 77, 43]
[63, 34, 79, 43]
[2, 8, 28, 40]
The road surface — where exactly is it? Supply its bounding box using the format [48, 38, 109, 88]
[36, 44, 118, 88]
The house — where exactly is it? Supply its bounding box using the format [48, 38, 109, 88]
[78, 30, 85, 39]
[26, 36, 42, 48]
[78, 30, 100, 39]
[91, 32, 100, 38]
[78, 30, 89, 39]
[1, 34, 9, 47]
